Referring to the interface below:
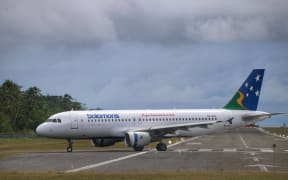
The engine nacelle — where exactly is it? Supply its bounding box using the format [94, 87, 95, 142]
[91, 138, 120, 147]
[125, 132, 151, 147]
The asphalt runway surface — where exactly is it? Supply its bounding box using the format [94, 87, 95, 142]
[1, 128, 288, 172]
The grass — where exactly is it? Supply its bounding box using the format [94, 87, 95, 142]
[263, 127, 288, 136]
[0, 137, 122, 159]
[0, 138, 131, 159]
[0, 152, 21, 159]
[0, 136, 181, 159]
[0, 171, 288, 180]
[0, 138, 96, 152]
[0, 136, 181, 151]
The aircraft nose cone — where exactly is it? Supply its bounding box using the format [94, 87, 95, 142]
[36, 124, 45, 136]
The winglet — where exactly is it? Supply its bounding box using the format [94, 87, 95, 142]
[224, 69, 265, 111]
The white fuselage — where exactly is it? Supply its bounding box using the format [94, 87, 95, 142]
[36, 109, 269, 139]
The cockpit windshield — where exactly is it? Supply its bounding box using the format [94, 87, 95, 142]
[46, 119, 62, 123]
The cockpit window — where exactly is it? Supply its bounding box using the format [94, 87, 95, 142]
[46, 119, 62, 123]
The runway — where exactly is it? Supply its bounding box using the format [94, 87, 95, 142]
[1, 128, 288, 172]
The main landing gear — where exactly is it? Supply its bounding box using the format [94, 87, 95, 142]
[132, 142, 167, 152]
[156, 142, 167, 151]
[133, 146, 144, 151]
[67, 139, 73, 152]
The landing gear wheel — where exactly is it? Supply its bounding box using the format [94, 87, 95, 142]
[133, 146, 144, 151]
[67, 139, 73, 152]
[156, 142, 167, 151]
[67, 146, 73, 152]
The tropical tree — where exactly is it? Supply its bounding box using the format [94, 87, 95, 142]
[0, 80, 85, 132]
[0, 80, 22, 131]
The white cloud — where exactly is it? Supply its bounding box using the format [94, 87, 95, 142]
[0, 0, 288, 49]
[0, 0, 287, 126]
[262, 79, 288, 103]
[185, 17, 270, 42]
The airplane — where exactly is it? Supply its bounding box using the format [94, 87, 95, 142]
[36, 69, 285, 152]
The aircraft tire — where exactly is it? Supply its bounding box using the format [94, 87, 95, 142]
[133, 146, 144, 151]
[156, 143, 167, 151]
[67, 146, 73, 152]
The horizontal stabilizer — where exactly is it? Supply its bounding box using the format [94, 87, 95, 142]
[242, 112, 286, 121]
[269, 112, 287, 116]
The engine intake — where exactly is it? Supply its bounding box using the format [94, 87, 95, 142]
[125, 132, 151, 147]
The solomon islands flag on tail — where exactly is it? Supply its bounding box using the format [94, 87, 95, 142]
[224, 69, 265, 111]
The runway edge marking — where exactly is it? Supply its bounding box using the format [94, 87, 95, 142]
[167, 136, 200, 148]
[65, 151, 147, 173]
[239, 134, 249, 148]
[65, 137, 198, 173]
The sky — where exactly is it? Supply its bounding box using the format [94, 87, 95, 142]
[0, 0, 288, 127]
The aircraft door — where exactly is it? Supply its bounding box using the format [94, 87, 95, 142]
[71, 119, 78, 129]
[71, 113, 79, 129]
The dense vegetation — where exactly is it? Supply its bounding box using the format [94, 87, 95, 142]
[0, 80, 85, 133]
[1, 172, 288, 180]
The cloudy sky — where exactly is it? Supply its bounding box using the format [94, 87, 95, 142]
[0, 0, 287, 126]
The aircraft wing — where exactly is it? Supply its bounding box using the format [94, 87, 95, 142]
[128, 120, 223, 136]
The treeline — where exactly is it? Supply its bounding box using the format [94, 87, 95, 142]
[0, 80, 85, 133]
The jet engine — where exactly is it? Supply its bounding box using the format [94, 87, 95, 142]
[125, 132, 151, 147]
[91, 138, 121, 147]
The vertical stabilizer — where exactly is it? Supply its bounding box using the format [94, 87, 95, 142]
[224, 69, 265, 111]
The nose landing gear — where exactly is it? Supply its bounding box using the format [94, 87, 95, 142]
[67, 139, 73, 152]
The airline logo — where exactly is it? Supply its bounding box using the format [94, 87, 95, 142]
[227, 117, 234, 124]
[224, 69, 264, 111]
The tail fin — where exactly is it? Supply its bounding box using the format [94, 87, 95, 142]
[224, 69, 265, 111]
